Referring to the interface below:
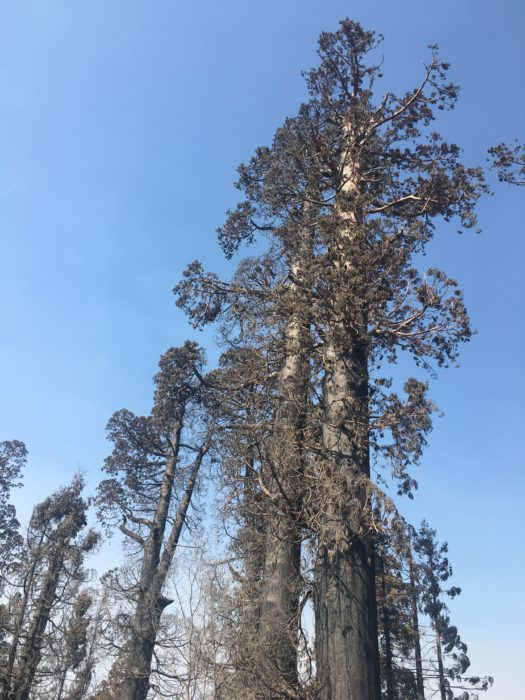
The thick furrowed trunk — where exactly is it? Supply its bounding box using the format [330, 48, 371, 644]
[259, 509, 302, 690]
[315, 338, 379, 700]
[315, 542, 378, 700]
[313, 124, 380, 699]
[121, 599, 164, 700]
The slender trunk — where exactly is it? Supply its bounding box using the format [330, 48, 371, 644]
[242, 464, 263, 634]
[120, 419, 182, 700]
[1, 530, 45, 700]
[379, 554, 395, 700]
[11, 552, 64, 700]
[121, 433, 208, 700]
[314, 126, 380, 700]
[233, 455, 264, 695]
[408, 553, 425, 700]
[56, 666, 68, 700]
[435, 623, 446, 700]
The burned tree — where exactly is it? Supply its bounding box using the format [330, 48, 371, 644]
[175, 18, 486, 698]
[97, 341, 213, 700]
[1, 475, 98, 700]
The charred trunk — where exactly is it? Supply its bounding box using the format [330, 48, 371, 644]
[314, 335, 380, 700]
[314, 138, 380, 698]
[258, 252, 310, 692]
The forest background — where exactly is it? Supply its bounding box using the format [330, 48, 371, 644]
[0, 1, 523, 698]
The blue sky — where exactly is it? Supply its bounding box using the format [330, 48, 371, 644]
[1, 1, 523, 696]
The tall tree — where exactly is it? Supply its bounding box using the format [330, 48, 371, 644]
[97, 341, 213, 700]
[176, 19, 487, 698]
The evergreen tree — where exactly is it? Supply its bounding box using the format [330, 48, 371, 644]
[176, 19, 486, 698]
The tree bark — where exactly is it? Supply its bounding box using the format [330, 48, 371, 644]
[379, 554, 395, 700]
[1, 529, 45, 700]
[258, 316, 307, 692]
[314, 337, 379, 700]
[257, 226, 311, 693]
[11, 547, 65, 700]
[313, 128, 380, 700]
[121, 429, 207, 700]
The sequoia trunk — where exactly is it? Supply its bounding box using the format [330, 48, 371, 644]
[314, 337, 379, 700]
[259, 309, 309, 692]
[314, 129, 380, 700]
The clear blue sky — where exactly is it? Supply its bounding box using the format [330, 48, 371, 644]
[1, 2, 523, 696]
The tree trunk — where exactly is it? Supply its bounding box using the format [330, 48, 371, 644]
[379, 554, 395, 700]
[1, 530, 45, 700]
[408, 552, 425, 700]
[11, 553, 63, 700]
[314, 338, 379, 700]
[435, 623, 446, 700]
[121, 597, 166, 700]
[56, 666, 68, 700]
[259, 315, 307, 691]
[314, 132, 380, 700]
[120, 432, 207, 700]
[258, 235, 310, 693]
